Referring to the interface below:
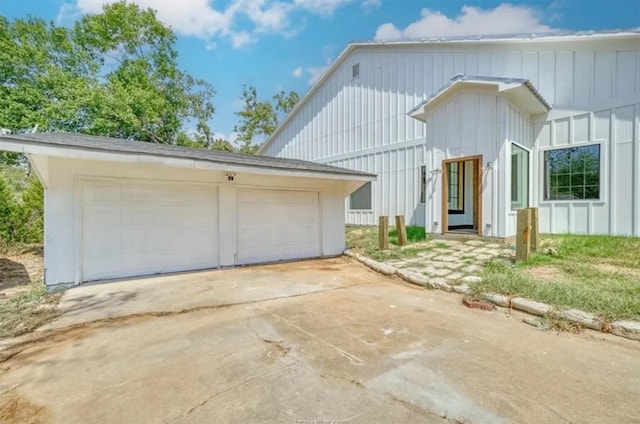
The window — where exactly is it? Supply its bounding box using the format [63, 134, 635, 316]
[352, 63, 360, 79]
[349, 182, 372, 210]
[447, 162, 464, 213]
[511, 144, 530, 210]
[420, 166, 427, 204]
[544, 144, 600, 200]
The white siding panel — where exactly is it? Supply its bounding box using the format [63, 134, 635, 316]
[262, 37, 640, 234]
[571, 204, 590, 234]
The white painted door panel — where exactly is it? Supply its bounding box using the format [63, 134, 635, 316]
[82, 180, 218, 281]
[237, 189, 321, 264]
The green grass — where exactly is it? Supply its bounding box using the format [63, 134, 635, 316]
[346, 225, 430, 261]
[473, 234, 640, 320]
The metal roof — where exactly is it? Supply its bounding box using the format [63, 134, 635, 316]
[408, 74, 552, 117]
[258, 28, 639, 154]
[0, 132, 376, 179]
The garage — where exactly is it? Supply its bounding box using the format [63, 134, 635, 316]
[0, 132, 374, 289]
[237, 189, 320, 265]
[82, 180, 219, 281]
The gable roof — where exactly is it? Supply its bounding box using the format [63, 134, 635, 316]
[257, 29, 640, 154]
[408, 74, 551, 121]
[0, 132, 375, 180]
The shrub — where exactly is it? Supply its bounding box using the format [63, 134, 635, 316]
[0, 174, 18, 241]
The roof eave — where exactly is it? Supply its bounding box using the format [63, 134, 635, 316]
[0, 136, 376, 182]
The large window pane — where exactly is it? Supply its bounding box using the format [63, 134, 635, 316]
[511, 144, 529, 210]
[544, 144, 600, 200]
[349, 182, 372, 210]
[447, 162, 463, 212]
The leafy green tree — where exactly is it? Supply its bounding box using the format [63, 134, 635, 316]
[234, 84, 299, 154]
[0, 1, 217, 154]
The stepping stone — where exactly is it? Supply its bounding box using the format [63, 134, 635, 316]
[417, 252, 436, 259]
[486, 243, 502, 249]
[462, 265, 483, 273]
[461, 275, 483, 284]
[442, 262, 464, 270]
[430, 262, 449, 269]
[434, 255, 458, 262]
[433, 268, 451, 277]
[465, 240, 485, 246]
[445, 272, 465, 281]
[476, 254, 493, 261]
[485, 249, 502, 256]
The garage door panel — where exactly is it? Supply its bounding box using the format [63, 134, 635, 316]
[82, 181, 219, 281]
[237, 189, 320, 265]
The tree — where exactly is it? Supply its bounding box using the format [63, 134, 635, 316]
[0, 1, 217, 155]
[234, 84, 299, 154]
[0, 174, 17, 242]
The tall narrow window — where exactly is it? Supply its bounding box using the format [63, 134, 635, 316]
[447, 162, 464, 213]
[511, 144, 530, 210]
[349, 182, 372, 210]
[544, 144, 600, 200]
[420, 166, 427, 204]
[352, 63, 360, 79]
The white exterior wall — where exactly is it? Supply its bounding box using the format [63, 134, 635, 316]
[262, 35, 640, 236]
[535, 102, 640, 236]
[505, 105, 535, 237]
[42, 156, 348, 287]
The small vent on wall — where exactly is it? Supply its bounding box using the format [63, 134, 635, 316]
[352, 63, 360, 79]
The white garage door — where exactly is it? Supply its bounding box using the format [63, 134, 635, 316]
[82, 180, 218, 281]
[237, 189, 321, 265]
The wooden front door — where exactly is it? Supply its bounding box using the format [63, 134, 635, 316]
[441, 155, 483, 235]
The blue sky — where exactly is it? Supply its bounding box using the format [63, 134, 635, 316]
[1, 0, 639, 142]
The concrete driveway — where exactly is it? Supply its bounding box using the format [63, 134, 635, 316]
[1, 257, 639, 424]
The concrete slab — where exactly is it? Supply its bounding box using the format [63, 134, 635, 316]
[1, 257, 640, 424]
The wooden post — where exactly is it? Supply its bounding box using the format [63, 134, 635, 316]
[395, 215, 408, 246]
[379, 216, 389, 250]
[528, 207, 539, 252]
[516, 208, 532, 262]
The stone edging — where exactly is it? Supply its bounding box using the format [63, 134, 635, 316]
[344, 250, 640, 342]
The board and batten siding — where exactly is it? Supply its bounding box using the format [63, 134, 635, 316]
[535, 102, 640, 236]
[262, 36, 640, 234]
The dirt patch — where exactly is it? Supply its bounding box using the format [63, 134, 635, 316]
[0, 391, 50, 424]
[524, 265, 566, 284]
[0, 246, 44, 297]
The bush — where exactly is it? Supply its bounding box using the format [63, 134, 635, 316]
[0, 171, 43, 244]
[15, 177, 43, 243]
[0, 174, 18, 241]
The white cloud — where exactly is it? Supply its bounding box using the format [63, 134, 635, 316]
[292, 67, 303, 78]
[374, 4, 553, 41]
[62, 0, 376, 49]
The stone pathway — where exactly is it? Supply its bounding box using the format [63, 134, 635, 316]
[384, 239, 514, 287]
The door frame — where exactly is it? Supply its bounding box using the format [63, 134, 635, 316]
[441, 155, 483, 236]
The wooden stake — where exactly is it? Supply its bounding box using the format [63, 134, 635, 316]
[395, 215, 408, 246]
[528, 207, 539, 252]
[516, 208, 531, 262]
[379, 216, 389, 250]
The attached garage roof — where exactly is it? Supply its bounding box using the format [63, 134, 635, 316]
[0, 132, 375, 179]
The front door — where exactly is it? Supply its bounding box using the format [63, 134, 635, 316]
[441, 156, 482, 235]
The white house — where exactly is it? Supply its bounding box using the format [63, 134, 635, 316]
[259, 30, 640, 239]
[0, 133, 374, 289]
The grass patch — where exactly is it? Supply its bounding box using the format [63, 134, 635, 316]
[346, 225, 430, 261]
[0, 282, 61, 338]
[473, 234, 640, 320]
[389, 225, 426, 245]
